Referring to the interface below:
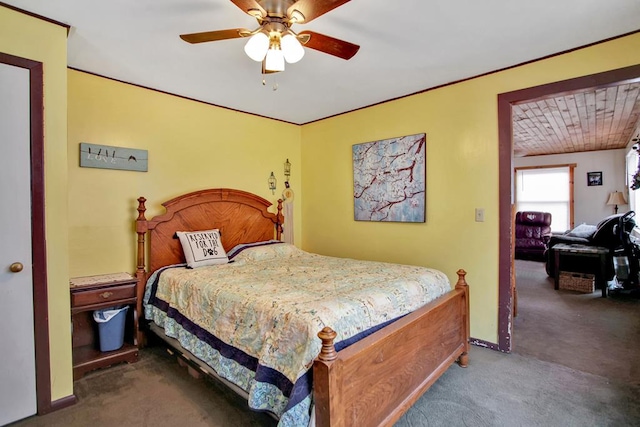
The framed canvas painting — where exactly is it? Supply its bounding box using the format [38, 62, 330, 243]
[353, 133, 426, 222]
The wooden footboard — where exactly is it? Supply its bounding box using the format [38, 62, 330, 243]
[313, 270, 470, 427]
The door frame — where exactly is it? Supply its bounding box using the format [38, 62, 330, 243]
[0, 52, 53, 414]
[497, 63, 640, 352]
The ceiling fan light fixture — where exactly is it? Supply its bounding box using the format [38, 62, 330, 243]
[244, 32, 269, 62]
[265, 46, 285, 72]
[180, 0, 359, 75]
[281, 34, 304, 63]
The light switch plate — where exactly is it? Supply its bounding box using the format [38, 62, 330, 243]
[475, 208, 485, 222]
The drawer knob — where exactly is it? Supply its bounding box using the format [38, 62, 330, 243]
[99, 291, 113, 299]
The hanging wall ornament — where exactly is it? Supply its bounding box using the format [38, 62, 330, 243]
[282, 159, 294, 202]
[282, 181, 294, 202]
[282, 159, 294, 243]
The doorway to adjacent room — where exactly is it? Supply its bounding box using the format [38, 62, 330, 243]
[497, 63, 640, 353]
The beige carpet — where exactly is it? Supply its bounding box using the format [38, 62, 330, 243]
[513, 259, 640, 385]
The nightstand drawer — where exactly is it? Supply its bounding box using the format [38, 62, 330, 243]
[71, 282, 136, 307]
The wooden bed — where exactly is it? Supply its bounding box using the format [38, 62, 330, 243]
[134, 188, 470, 427]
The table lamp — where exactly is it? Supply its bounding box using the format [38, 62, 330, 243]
[606, 191, 627, 214]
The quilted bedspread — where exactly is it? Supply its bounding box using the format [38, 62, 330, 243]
[144, 242, 451, 426]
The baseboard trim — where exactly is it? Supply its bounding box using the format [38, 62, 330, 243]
[43, 394, 77, 414]
[470, 337, 504, 352]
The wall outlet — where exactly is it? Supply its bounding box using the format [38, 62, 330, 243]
[475, 208, 485, 222]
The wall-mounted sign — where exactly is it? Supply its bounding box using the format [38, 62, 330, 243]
[79, 143, 148, 172]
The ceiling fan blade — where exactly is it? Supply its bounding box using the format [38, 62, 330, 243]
[229, 0, 266, 18]
[180, 29, 245, 44]
[288, 0, 351, 24]
[298, 31, 359, 60]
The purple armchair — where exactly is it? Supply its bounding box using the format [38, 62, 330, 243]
[515, 211, 552, 261]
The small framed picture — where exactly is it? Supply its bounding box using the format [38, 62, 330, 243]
[587, 171, 602, 186]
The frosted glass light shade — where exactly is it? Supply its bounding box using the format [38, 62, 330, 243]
[265, 48, 285, 71]
[281, 34, 304, 63]
[244, 32, 269, 62]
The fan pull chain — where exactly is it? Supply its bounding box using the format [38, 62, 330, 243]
[261, 74, 279, 91]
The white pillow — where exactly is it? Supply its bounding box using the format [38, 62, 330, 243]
[227, 240, 282, 260]
[230, 242, 304, 263]
[176, 229, 229, 268]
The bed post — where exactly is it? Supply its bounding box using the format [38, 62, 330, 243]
[455, 269, 470, 367]
[276, 198, 284, 240]
[135, 197, 148, 346]
[314, 327, 341, 427]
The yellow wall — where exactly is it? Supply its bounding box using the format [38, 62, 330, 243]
[301, 33, 640, 343]
[5, 1, 640, 400]
[67, 70, 301, 277]
[0, 6, 72, 400]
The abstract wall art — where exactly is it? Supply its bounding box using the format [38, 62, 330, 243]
[353, 133, 426, 222]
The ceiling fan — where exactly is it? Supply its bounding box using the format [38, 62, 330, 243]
[179, 0, 360, 73]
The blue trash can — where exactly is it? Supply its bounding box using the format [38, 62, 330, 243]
[93, 306, 128, 352]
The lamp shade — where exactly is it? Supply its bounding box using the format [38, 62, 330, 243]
[244, 32, 269, 62]
[265, 47, 285, 71]
[606, 191, 627, 206]
[281, 34, 305, 63]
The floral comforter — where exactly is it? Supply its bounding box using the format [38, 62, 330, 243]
[144, 242, 451, 426]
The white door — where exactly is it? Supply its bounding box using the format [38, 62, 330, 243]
[0, 62, 37, 424]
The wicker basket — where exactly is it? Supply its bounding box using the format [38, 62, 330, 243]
[558, 271, 595, 293]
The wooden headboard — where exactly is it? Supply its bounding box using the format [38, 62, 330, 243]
[134, 188, 282, 345]
[135, 188, 283, 291]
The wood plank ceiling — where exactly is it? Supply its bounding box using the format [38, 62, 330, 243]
[512, 82, 640, 157]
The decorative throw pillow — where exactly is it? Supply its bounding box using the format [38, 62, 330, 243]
[176, 229, 228, 268]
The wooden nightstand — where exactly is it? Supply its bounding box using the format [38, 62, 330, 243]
[70, 273, 139, 380]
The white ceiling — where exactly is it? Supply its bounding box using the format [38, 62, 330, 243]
[5, 0, 640, 125]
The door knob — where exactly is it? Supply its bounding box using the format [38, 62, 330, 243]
[9, 262, 23, 273]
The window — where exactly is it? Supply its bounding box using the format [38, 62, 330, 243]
[515, 166, 573, 232]
[626, 148, 640, 214]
